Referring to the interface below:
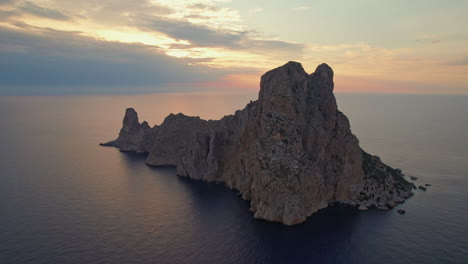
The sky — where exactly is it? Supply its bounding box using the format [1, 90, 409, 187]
[0, 0, 467, 95]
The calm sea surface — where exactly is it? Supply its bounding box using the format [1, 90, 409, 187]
[0, 93, 467, 264]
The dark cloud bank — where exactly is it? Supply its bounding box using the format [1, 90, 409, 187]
[19, 1, 70, 20]
[137, 15, 303, 55]
[0, 0, 304, 95]
[0, 26, 226, 95]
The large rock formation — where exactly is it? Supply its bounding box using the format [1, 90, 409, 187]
[101, 62, 415, 225]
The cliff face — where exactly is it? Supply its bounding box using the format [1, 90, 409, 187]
[101, 62, 415, 225]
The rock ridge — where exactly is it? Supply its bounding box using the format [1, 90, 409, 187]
[101, 61, 415, 225]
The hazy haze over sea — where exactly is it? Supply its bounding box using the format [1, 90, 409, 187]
[0, 92, 467, 264]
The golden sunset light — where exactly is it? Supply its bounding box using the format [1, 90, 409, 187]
[1, 0, 466, 94]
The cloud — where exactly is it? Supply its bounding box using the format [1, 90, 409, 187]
[0, 0, 304, 70]
[248, 8, 264, 14]
[183, 14, 212, 20]
[0, 0, 17, 5]
[137, 15, 246, 48]
[19, 2, 70, 20]
[0, 1, 71, 21]
[446, 56, 468, 65]
[0, 26, 228, 94]
[0, 9, 17, 19]
[186, 3, 220, 12]
[335, 75, 468, 94]
[292, 6, 312, 11]
[0, 0, 305, 79]
[136, 14, 303, 55]
[416, 34, 441, 44]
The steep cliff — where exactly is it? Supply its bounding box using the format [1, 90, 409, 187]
[101, 62, 415, 225]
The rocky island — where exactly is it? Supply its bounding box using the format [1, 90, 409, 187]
[101, 62, 415, 225]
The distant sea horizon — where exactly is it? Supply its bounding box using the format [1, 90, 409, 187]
[0, 92, 466, 263]
[2, 90, 468, 96]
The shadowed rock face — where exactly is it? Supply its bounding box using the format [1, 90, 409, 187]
[101, 108, 151, 152]
[101, 62, 415, 225]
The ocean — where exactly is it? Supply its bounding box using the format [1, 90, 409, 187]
[0, 92, 467, 264]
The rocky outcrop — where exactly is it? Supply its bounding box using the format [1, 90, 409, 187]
[100, 108, 153, 152]
[101, 61, 415, 225]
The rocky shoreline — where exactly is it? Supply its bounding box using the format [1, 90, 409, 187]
[101, 61, 415, 225]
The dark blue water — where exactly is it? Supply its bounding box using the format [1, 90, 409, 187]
[0, 93, 467, 264]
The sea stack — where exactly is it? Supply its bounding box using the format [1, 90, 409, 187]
[101, 61, 415, 225]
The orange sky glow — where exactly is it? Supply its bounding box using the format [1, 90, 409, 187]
[0, 0, 467, 94]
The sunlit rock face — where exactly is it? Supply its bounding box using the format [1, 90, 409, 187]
[102, 61, 415, 225]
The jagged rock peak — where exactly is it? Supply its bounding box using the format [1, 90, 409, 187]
[101, 61, 415, 225]
[314, 63, 334, 80]
[259, 61, 334, 105]
[123, 108, 139, 129]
